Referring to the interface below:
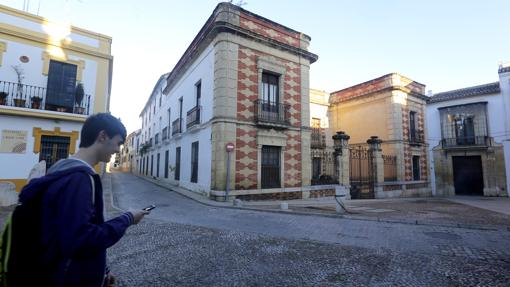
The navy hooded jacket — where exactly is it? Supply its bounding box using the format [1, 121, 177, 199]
[15, 159, 133, 287]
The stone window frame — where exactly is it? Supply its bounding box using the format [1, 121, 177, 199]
[256, 56, 286, 105]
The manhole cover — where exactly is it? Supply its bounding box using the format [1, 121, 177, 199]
[423, 231, 461, 240]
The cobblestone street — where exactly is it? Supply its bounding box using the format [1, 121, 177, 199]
[107, 172, 510, 286]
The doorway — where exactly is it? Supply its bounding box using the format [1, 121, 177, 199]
[452, 156, 484, 195]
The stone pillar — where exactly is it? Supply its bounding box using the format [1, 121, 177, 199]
[333, 131, 350, 212]
[333, 131, 351, 187]
[367, 136, 384, 198]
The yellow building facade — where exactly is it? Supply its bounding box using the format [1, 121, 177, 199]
[0, 4, 112, 196]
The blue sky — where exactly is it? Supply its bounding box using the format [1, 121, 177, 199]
[1, 0, 509, 133]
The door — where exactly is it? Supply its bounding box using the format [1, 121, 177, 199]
[452, 156, 484, 195]
[261, 146, 281, 189]
[46, 60, 77, 112]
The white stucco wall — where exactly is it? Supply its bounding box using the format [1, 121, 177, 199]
[138, 44, 214, 193]
[0, 11, 100, 48]
[0, 114, 82, 179]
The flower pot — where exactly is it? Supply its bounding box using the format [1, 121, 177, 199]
[56, 107, 67, 112]
[13, 99, 26, 107]
[31, 102, 41, 109]
[74, 107, 85, 114]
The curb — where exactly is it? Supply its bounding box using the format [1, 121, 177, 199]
[129, 173, 510, 232]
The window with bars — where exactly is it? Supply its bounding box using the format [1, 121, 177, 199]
[191, 141, 199, 183]
[412, 156, 420, 181]
[39, 135, 70, 170]
[261, 145, 281, 188]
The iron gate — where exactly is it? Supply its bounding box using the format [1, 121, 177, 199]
[349, 145, 374, 199]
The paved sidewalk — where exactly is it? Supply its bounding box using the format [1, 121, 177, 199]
[128, 172, 510, 230]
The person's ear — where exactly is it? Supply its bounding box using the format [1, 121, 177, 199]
[97, 130, 108, 143]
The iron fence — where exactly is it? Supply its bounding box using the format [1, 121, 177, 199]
[383, 154, 397, 181]
[0, 80, 91, 115]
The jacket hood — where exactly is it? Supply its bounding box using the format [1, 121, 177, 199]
[47, 158, 95, 175]
[19, 161, 96, 204]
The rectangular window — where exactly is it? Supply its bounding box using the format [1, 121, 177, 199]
[191, 141, 199, 183]
[165, 150, 169, 178]
[412, 156, 420, 181]
[145, 156, 149, 176]
[261, 145, 281, 188]
[311, 118, 321, 128]
[175, 147, 181, 180]
[150, 155, 154, 176]
[455, 117, 475, 145]
[409, 111, 417, 142]
[157, 153, 160, 178]
[46, 60, 77, 112]
[195, 81, 201, 107]
[261, 72, 279, 112]
[39, 135, 70, 170]
[179, 97, 183, 131]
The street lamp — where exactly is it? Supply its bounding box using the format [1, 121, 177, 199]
[367, 136, 382, 150]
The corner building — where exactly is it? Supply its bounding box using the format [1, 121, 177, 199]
[138, 2, 317, 200]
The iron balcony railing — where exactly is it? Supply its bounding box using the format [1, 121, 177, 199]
[311, 128, 326, 148]
[172, 118, 181, 136]
[442, 136, 489, 148]
[409, 130, 425, 145]
[186, 106, 200, 128]
[0, 80, 91, 115]
[162, 127, 168, 140]
[254, 99, 290, 127]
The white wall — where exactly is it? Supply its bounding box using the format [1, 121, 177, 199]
[0, 114, 83, 179]
[0, 11, 100, 48]
[138, 44, 215, 193]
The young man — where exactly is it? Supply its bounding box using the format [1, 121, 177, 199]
[8, 113, 148, 287]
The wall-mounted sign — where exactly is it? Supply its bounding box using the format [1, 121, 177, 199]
[0, 130, 27, 153]
[19, 56, 29, 63]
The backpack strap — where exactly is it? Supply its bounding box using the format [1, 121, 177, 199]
[89, 175, 95, 205]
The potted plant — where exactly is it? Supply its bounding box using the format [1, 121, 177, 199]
[12, 65, 25, 108]
[0, 92, 7, 105]
[74, 82, 85, 114]
[30, 96, 42, 109]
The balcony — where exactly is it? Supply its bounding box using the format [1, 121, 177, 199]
[172, 118, 182, 136]
[311, 128, 326, 149]
[0, 80, 91, 115]
[186, 106, 200, 129]
[254, 99, 290, 128]
[409, 130, 425, 145]
[442, 136, 489, 148]
[162, 127, 168, 141]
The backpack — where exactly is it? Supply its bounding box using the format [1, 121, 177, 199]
[0, 180, 49, 287]
[0, 172, 95, 287]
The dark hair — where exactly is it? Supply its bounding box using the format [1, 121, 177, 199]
[80, 113, 127, 148]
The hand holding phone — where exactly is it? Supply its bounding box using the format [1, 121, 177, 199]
[143, 204, 156, 211]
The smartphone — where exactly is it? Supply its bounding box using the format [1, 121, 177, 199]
[143, 204, 156, 211]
